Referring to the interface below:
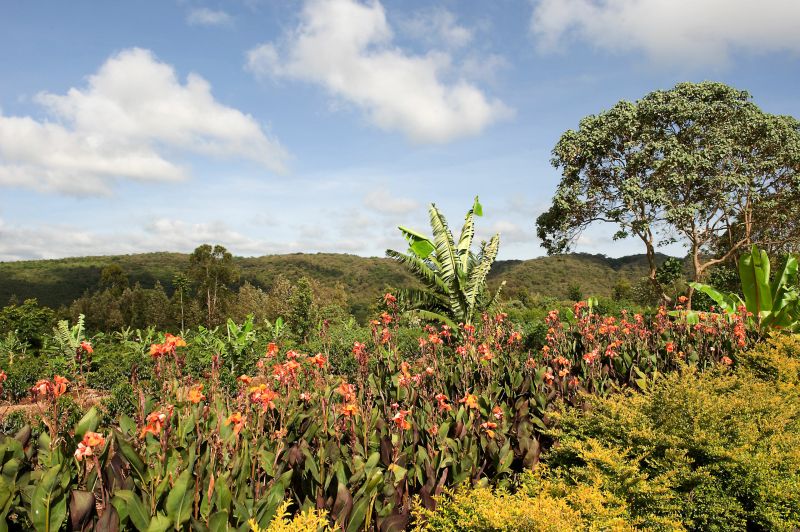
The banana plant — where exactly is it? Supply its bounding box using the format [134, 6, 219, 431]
[386, 197, 504, 327]
[690, 245, 800, 332]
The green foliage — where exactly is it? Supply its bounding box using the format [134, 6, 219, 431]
[690, 245, 800, 332]
[387, 197, 504, 326]
[1, 354, 47, 401]
[544, 360, 800, 531]
[288, 277, 316, 341]
[0, 298, 55, 349]
[189, 243, 240, 326]
[412, 482, 588, 531]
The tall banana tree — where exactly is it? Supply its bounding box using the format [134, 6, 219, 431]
[386, 197, 504, 327]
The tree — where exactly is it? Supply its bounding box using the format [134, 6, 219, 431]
[386, 197, 503, 327]
[188, 244, 239, 327]
[288, 277, 316, 341]
[536, 98, 667, 293]
[641, 83, 800, 304]
[172, 273, 189, 332]
[537, 82, 800, 306]
[99, 264, 128, 295]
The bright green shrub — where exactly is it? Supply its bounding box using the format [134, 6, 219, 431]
[250, 500, 332, 531]
[0, 354, 46, 401]
[412, 484, 587, 531]
[413, 469, 640, 531]
[545, 367, 800, 531]
[738, 334, 800, 386]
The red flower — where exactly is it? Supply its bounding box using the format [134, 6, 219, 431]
[225, 412, 245, 435]
[79, 341, 93, 354]
[188, 384, 205, 404]
[266, 343, 279, 358]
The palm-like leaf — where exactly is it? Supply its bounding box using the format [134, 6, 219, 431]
[387, 197, 502, 326]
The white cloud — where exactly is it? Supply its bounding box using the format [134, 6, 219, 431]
[0, 48, 287, 194]
[186, 7, 233, 27]
[400, 8, 473, 49]
[362, 188, 419, 215]
[246, 0, 512, 143]
[530, 0, 800, 66]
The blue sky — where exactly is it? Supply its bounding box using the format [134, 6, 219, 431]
[1, 0, 798, 261]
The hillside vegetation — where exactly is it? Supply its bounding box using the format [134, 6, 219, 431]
[0, 251, 666, 310]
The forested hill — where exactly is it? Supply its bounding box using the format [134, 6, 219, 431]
[0, 251, 671, 310]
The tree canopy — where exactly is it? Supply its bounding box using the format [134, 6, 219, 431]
[537, 81, 800, 304]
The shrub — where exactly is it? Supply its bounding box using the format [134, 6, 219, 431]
[737, 334, 800, 386]
[1, 354, 46, 401]
[411, 480, 590, 531]
[544, 365, 800, 531]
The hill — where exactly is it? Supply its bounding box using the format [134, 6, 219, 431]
[0, 251, 671, 311]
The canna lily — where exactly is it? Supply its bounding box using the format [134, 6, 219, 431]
[336, 382, 356, 402]
[75, 431, 106, 461]
[492, 406, 504, 420]
[266, 342, 279, 358]
[340, 402, 358, 417]
[459, 393, 479, 409]
[480, 421, 497, 439]
[140, 411, 167, 438]
[309, 353, 327, 368]
[225, 412, 245, 435]
[238, 374, 252, 386]
[53, 375, 69, 397]
[435, 393, 452, 412]
[188, 384, 206, 404]
[79, 341, 93, 354]
[392, 409, 412, 430]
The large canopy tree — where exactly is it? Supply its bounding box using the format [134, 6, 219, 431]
[537, 82, 800, 305]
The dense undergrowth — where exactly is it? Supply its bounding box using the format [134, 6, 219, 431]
[0, 296, 782, 531]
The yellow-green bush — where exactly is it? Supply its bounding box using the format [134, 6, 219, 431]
[543, 361, 800, 531]
[249, 501, 332, 532]
[737, 333, 800, 386]
[411, 483, 588, 532]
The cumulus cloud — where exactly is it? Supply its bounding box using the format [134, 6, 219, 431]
[0, 48, 287, 194]
[530, 0, 800, 66]
[400, 7, 473, 49]
[186, 7, 234, 27]
[246, 0, 512, 143]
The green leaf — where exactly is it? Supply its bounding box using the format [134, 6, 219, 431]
[113, 490, 150, 531]
[472, 196, 483, 217]
[30, 464, 67, 532]
[397, 226, 435, 259]
[165, 468, 193, 528]
[113, 430, 148, 485]
[74, 407, 101, 439]
[145, 514, 172, 532]
[739, 245, 772, 318]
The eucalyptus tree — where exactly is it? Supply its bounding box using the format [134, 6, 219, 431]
[386, 197, 503, 327]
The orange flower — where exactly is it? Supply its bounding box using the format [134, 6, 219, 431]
[238, 374, 252, 386]
[480, 421, 498, 439]
[492, 406, 504, 420]
[340, 402, 359, 417]
[336, 382, 356, 402]
[309, 353, 327, 368]
[459, 393, 478, 409]
[392, 409, 412, 430]
[225, 412, 245, 435]
[32, 379, 51, 398]
[52, 376, 69, 398]
[164, 333, 187, 348]
[74, 443, 93, 461]
[721, 356, 733, 366]
[140, 411, 167, 438]
[83, 431, 105, 448]
[188, 384, 205, 404]
[266, 342, 279, 358]
[80, 341, 93, 354]
[665, 342, 675, 353]
[435, 393, 452, 412]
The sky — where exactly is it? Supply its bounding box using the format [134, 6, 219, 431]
[1, 0, 799, 262]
